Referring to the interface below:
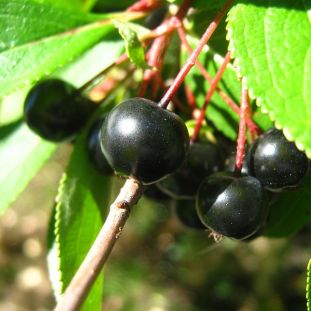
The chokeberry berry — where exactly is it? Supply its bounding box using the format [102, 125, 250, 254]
[24, 79, 97, 141]
[100, 97, 189, 184]
[87, 117, 113, 175]
[196, 172, 269, 240]
[174, 199, 206, 230]
[157, 141, 223, 199]
[248, 128, 309, 191]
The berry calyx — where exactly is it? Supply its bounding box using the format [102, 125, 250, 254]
[248, 128, 310, 191]
[196, 172, 269, 240]
[100, 97, 189, 184]
[87, 117, 113, 175]
[24, 79, 97, 142]
[157, 141, 223, 199]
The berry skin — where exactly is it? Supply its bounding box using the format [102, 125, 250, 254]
[100, 97, 189, 184]
[248, 128, 309, 191]
[157, 141, 223, 199]
[24, 79, 97, 141]
[87, 118, 113, 175]
[174, 199, 206, 230]
[196, 172, 269, 240]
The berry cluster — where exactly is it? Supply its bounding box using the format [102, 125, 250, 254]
[148, 128, 309, 240]
[24, 79, 309, 241]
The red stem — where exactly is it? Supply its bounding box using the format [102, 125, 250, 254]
[176, 24, 260, 137]
[185, 85, 196, 109]
[191, 52, 231, 142]
[139, 34, 171, 97]
[158, 78, 189, 114]
[158, 0, 233, 108]
[127, 0, 161, 12]
[235, 85, 249, 173]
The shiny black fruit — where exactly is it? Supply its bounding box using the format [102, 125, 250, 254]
[175, 199, 206, 230]
[158, 141, 223, 199]
[100, 97, 189, 184]
[248, 128, 309, 191]
[196, 172, 269, 240]
[87, 117, 113, 175]
[24, 79, 97, 141]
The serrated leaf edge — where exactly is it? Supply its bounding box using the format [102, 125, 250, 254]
[1, 11, 143, 99]
[51, 172, 68, 301]
[226, 8, 311, 158]
[307, 258, 311, 311]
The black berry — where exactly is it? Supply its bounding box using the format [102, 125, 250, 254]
[24, 79, 97, 141]
[248, 128, 309, 191]
[87, 117, 113, 175]
[100, 97, 189, 184]
[157, 141, 223, 199]
[196, 172, 269, 240]
[174, 199, 206, 230]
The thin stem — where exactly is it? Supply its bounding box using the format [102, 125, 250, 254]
[139, 0, 193, 98]
[176, 24, 260, 136]
[158, 0, 233, 108]
[139, 34, 170, 97]
[158, 77, 190, 114]
[235, 84, 249, 173]
[127, 0, 161, 12]
[185, 85, 196, 109]
[191, 52, 231, 142]
[54, 178, 143, 311]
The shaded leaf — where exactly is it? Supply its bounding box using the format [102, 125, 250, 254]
[264, 174, 311, 237]
[0, 123, 56, 214]
[308, 258, 311, 311]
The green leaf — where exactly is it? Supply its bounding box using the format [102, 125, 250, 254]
[56, 40, 124, 87]
[51, 125, 114, 310]
[113, 20, 149, 69]
[307, 258, 311, 311]
[33, 0, 88, 11]
[227, 1, 311, 157]
[264, 174, 311, 238]
[0, 123, 56, 214]
[0, 0, 140, 98]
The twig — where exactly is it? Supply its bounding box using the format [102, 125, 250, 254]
[54, 178, 143, 311]
[158, 0, 233, 108]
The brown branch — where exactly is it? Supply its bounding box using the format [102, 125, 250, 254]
[54, 178, 143, 311]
